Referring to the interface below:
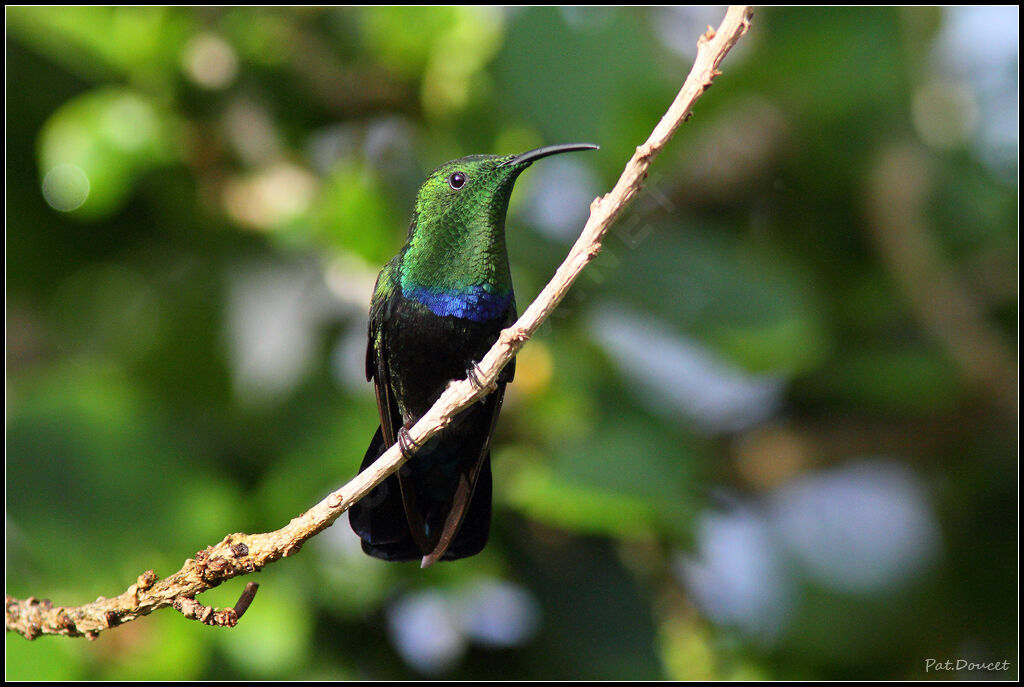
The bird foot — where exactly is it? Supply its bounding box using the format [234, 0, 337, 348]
[466, 361, 496, 393]
[397, 427, 422, 460]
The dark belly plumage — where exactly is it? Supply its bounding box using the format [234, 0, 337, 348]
[383, 296, 508, 419]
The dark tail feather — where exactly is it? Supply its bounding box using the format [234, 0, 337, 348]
[348, 426, 423, 561]
[437, 453, 491, 561]
[348, 427, 492, 563]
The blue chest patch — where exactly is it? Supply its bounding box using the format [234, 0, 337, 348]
[404, 284, 512, 321]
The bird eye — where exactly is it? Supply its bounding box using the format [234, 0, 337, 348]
[448, 171, 466, 190]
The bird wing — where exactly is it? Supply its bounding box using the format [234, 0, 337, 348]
[366, 315, 398, 447]
[365, 289, 435, 556]
[364, 260, 407, 447]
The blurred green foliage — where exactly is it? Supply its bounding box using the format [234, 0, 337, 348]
[6, 6, 1017, 680]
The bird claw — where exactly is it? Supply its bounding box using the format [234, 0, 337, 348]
[466, 361, 495, 393]
[397, 427, 422, 460]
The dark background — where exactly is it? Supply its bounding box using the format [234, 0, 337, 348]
[6, 7, 1018, 680]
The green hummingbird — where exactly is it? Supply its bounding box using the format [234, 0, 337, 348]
[348, 143, 599, 567]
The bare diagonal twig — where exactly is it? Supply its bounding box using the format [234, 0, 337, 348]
[5, 6, 754, 641]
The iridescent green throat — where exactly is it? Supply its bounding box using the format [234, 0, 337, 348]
[399, 213, 513, 321]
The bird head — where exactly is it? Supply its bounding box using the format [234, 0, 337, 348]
[411, 143, 599, 230]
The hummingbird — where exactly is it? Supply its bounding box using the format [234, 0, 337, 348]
[348, 143, 599, 567]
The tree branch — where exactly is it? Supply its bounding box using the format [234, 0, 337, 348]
[5, 6, 754, 641]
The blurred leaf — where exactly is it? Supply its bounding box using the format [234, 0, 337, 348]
[504, 454, 659, 539]
[7, 6, 191, 85]
[299, 160, 399, 262]
[5, 360, 205, 595]
[809, 346, 962, 413]
[100, 611, 212, 681]
[502, 400, 702, 541]
[604, 224, 830, 375]
[215, 576, 314, 678]
[495, 7, 674, 153]
[362, 7, 507, 119]
[38, 88, 179, 218]
[550, 408, 701, 538]
[4, 632, 84, 681]
[360, 7, 462, 77]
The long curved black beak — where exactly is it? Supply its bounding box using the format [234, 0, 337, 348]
[501, 142, 599, 168]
